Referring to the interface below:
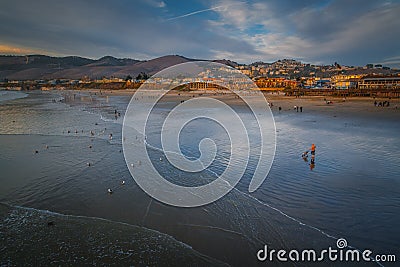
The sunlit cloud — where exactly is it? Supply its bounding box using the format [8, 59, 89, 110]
[0, 44, 47, 55]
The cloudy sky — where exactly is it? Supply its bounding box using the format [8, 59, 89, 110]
[1, 0, 400, 66]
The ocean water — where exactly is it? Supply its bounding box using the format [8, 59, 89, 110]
[0, 90, 28, 102]
[0, 90, 399, 266]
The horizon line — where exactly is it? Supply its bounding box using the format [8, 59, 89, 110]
[0, 53, 397, 67]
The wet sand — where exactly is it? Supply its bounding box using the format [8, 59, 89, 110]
[2, 89, 399, 266]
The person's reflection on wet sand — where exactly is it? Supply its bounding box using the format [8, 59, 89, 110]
[310, 155, 315, 170]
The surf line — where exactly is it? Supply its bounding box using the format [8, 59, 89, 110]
[124, 127, 386, 266]
[203, 166, 384, 266]
[137, 135, 385, 266]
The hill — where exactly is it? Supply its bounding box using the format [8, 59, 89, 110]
[0, 54, 200, 80]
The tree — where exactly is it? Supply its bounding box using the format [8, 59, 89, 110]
[125, 75, 132, 81]
[334, 62, 342, 69]
[136, 72, 149, 80]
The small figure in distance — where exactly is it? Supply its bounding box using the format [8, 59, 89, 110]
[301, 151, 309, 162]
[310, 144, 316, 156]
[310, 161, 315, 171]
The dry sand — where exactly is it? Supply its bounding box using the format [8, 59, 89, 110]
[70, 88, 400, 119]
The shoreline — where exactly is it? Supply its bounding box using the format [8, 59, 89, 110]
[1, 87, 399, 266]
[4, 88, 399, 120]
[61, 88, 400, 119]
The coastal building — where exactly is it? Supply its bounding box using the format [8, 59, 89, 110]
[188, 81, 225, 90]
[239, 69, 252, 77]
[305, 77, 316, 88]
[314, 78, 331, 88]
[255, 77, 297, 90]
[331, 74, 363, 89]
[358, 75, 400, 90]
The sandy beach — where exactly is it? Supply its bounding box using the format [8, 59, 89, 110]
[77, 88, 400, 120]
[1, 89, 399, 266]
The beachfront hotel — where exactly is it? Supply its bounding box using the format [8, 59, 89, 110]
[358, 75, 400, 90]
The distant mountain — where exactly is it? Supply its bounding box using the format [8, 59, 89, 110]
[85, 56, 140, 67]
[212, 59, 239, 68]
[0, 55, 96, 80]
[112, 55, 194, 78]
[0, 54, 211, 80]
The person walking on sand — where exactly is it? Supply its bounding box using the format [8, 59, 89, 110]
[300, 106, 303, 112]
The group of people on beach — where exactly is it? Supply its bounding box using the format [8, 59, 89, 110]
[293, 105, 303, 112]
[302, 144, 316, 170]
[272, 103, 304, 113]
[374, 100, 390, 107]
[114, 109, 121, 119]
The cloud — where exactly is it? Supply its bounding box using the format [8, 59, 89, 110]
[0, 0, 399, 65]
[144, 0, 166, 8]
[207, 0, 400, 64]
[0, 44, 45, 55]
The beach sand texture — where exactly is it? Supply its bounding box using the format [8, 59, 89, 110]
[0, 89, 399, 266]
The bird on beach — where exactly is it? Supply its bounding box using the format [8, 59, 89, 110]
[121, 180, 125, 185]
[107, 188, 113, 194]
